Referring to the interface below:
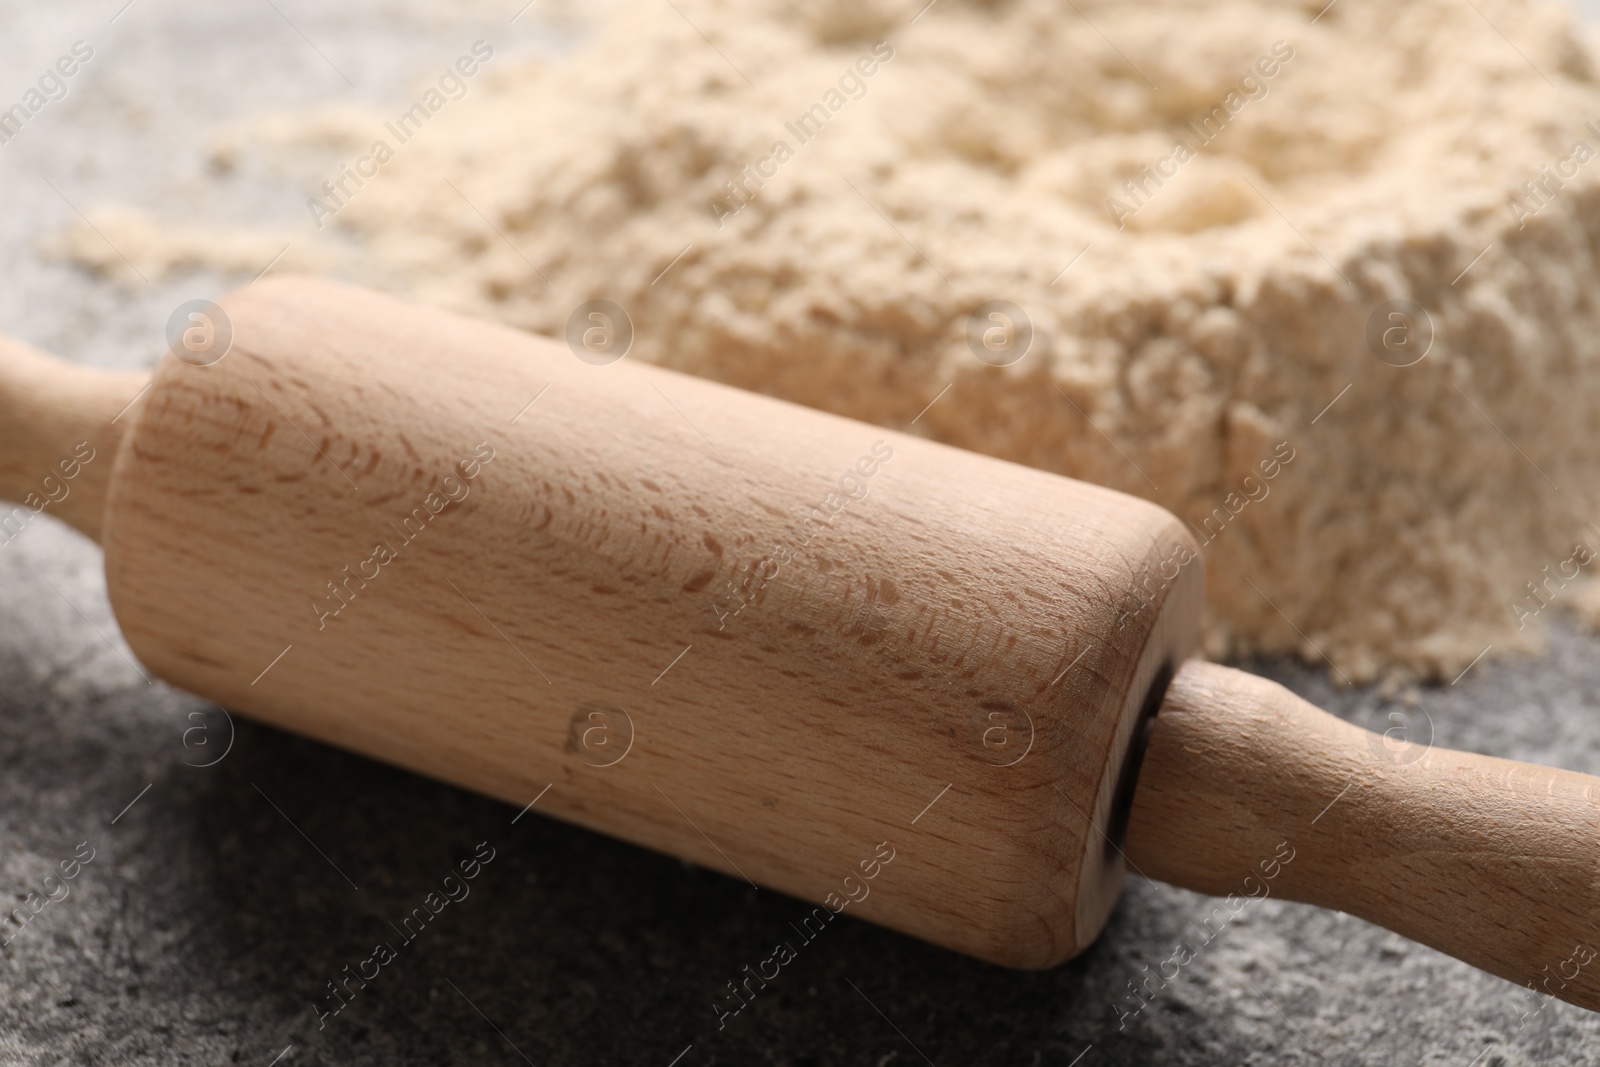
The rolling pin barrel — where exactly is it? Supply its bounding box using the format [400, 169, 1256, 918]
[0, 276, 1596, 1012]
[89, 277, 1201, 967]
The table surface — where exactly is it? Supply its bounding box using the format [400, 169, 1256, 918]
[2, 2, 1599, 1064]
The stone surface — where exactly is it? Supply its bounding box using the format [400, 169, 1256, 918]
[2, 1, 1599, 1063]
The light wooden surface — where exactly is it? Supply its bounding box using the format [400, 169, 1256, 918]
[0, 335, 142, 542]
[1128, 660, 1600, 1011]
[96, 276, 1202, 967]
[2, 276, 1597, 1010]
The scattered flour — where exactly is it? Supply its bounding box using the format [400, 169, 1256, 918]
[56, 206, 327, 283]
[62, 0, 1600, 680]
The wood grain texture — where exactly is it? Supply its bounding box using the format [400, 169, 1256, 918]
[1128, 660, 1600, 1011]
[4, 277, 1600, 997]
[98, 275, 1203, 967]
[0, 334, 144, 542]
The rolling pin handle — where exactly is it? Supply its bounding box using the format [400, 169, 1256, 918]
[1127, 660, 1600, 1012]
[0, 334, 149, 543]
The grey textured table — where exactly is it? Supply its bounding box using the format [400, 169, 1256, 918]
[2, 2, 1599, 1063]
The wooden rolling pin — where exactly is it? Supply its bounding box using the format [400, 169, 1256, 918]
[1, 277, 1596, 1012]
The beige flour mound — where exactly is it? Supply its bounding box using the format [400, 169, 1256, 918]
[68, 0, 1600, 679]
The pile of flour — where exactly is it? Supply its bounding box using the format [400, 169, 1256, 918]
[71, 0, 1600, 679]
